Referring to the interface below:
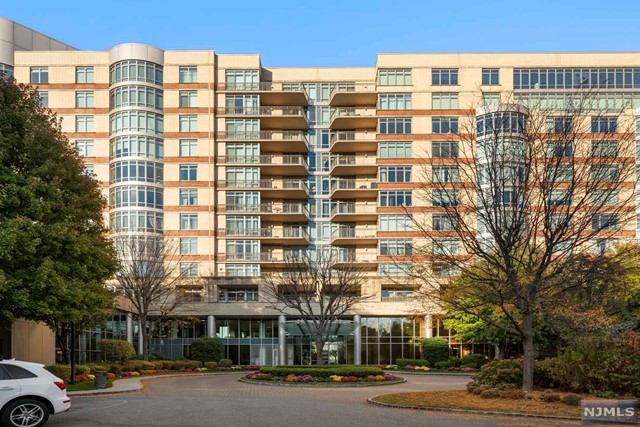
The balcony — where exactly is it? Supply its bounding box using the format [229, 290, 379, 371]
[216, 130, 308, 153]
[221, 179, 309, 198]
[223, 154, 308, 175]
[219, 251, 306, 267]
[218, 82, 308, 106]
[330, 155, 378, 176]
[329, 131, 377, 153]
[219, 226, 309, 245]
[329, 82, 377, 107]
[330, 179, 378, 199]
[333, 251, 378, 270]
[217, 106, 308, 130]
[330, 227, 378, 246]
[331, 203, 378, 222]
[329, 107, 376, 129]
[221, 202, 310, 222]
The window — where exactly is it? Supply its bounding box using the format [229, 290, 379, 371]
[379, 166, 412, 182]
[179, 91, 197, 108]
[432, 117, 458, 134]
[592, 189, 618, 206]
[482, 69, 500, 85]
[432, 93, 459, 109]
[76, 66, 94, 83]
[593, 214, 618, 231]
[111, 135, 163, 159]
[179, 164, 197, 181]
[110, 111, 163, 135]
[180, 237, 198, 255]
[546, 117, 573, 133]
[75, 116, 94, 132]
[481, 92, 500, 106]
[379, 190, 412, 207]
[432, 238, 459, 256]
[546, 165, 573, 182]
[546, 141, 572, 157]
[514, 68, 640, 90]
[110, 86, 163, 110]
[0, 64, 14, 79]
[30, 67, 48, 84]
[378, 263, 412, 276]
[36, 91, 48, 108]
[76, 140, 94, 157]
[180, 262, 199, 277]
[432, 166, 459, 183]
[179, 115, 198, 132]
[379, 214, 412, 231]
[180, 213, 198, 230]
[226, 70, 259, 89]
[592, 165, 619, 181]
[432, 214, 456, 230]
[379, 141, 412, 158]
[432, 189, 458, 207]
[432, 141, 458, 158]
[591, 117, 617, 133]
[179, 66, 198, 83]
[379, 118, 411, 134]
[378, 69, 412, 86]
[225, 265, 260, 277]
[2, 364, 37, 379]
[109, 186, 163, 209]
[592, 141, 618, 157]
[477, 112, 524, 135]
[218, 288, 259, 301]
[379, 239, 413, 255]
[179, 189, 198, 206]
[179, 140, 198, 156]
[110, 60, 162, 85]
[84, 164, 95, 175]
[432, 69, 458, 85]
[109, 160, 163, 183]
[378, 93, 412, 109]
[594, 238, 616, 255]
[76, 91, 94, 108]
[548, 189, 571, 206]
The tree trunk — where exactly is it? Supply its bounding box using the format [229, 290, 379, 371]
[494, 343, 503, 360]
[521, 312, 535, 392]
[315, 337, 325, 365]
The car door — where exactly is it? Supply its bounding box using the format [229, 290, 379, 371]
[2, 364, 40, 398]
[0, 365, 21, 410]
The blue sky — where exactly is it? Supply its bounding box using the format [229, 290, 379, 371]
[5, 0, 640, 67]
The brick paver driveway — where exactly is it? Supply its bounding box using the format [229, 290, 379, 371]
[49, 373, 579, 427]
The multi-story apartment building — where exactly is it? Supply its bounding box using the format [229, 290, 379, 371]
[2, 17, 638, 365]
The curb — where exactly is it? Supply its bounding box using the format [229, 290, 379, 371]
[366, 397, 580, 421]
[238, 377, 407, 388]
[68, 371, 245, 396]
[394, 371, 473, 377]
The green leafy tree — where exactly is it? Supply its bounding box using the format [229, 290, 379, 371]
[0, 78, 117, 328]
[190, 337, 224, 362]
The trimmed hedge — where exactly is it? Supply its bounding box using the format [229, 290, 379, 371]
[460, 354, 489, 369]
[45, 365, 71, 380]
[190, 337, 224, 362]
[218, 358, 233, 367]
[204, 361, 218, 370]
[100, 339, 135, 363]
[185, 360, 202, 370]
[260, 366, 384, 378]
[420, 338, 450, 366]
[395, 358, 430, 368]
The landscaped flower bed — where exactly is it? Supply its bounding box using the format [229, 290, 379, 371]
[243, 365, 404, 385]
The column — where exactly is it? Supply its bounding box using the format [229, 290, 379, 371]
[137, 320, 144, 355]
[278, 315, 287, 366]
[425, 314, 433, 338]
[126, 313, 133, 344]
[353, 315, 362, 365]
[207, 315, 215, 338]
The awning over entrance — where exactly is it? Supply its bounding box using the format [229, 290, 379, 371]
[282, 320, 358, 337]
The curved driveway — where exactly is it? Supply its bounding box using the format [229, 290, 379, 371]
[49, 373, 578, 427]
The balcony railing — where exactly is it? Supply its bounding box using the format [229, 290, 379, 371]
[224, 154, 308, 167]
[224, 202, 309, 216]
[223, 179, 309, 191]
[222, 82, 306, 93]
[331, 179, 377, 192]
[218, 130, 308, 143]
[331, 227, 377, 240]
[218, 106, 306, 116]
[331, 203, 377, 216]
[331, 155, 377, 167]
[331, 131, 357, 143]
[223, 226, 309, 239]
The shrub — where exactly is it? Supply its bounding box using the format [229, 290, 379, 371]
[100, 339, 135, 363]
[171, 361, 186, 371]
[395, 358, 430, 368]
[434, 361, 450, 370]
[542, 332, 640, 397]
[561, 394, 581, 406]
[108, 364, 122, 375]
[420, 338, 450, 366]
[218, 359, 233, 368]
[106, 372, 116, 380]
[468, 359, 522, 388]
[186, 360, 202, 370]
[45, 365, 71, 380]
[190, 337, 224, 362]
[259, 366, 384, 378]
[499, 389, 525, 399]
[204, 362, 218, 370]
[479, 388, 501, 398]
[74, 365, 90, 375]
[141, 361, 156, 370]
[460, 354, 488, 369]
[539, 393, 561, 402]
[85, 364, 108, 373]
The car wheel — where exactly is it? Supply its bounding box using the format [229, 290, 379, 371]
[1, 399, 50, 427]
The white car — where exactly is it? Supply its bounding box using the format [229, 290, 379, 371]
[0, 359, 70, 427]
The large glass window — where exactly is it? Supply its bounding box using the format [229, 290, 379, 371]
[110, 60, 163, 85]
[179, 66, 198, 83]
[30, 67, 48, 84]
[110, 86, 163, 110]
[591, 117, 617, 133]
[110, 111, 163, 135]
[179, 91, 198, 108]
[432, 166, 459, 182]
[592, 140, 618, 157]
[179, 140, 198, 156]
[180, 262, 199, 277]
[76, 140, 94, 157]
[111, 135, 163, 159]
[379, 214, 412, 231]
[432, 189, 458, 207]
[378, 93, 412, 109]
[180, 237, 198, 255]
[76, 66, 94, 83]
[179, 115, 198, 132]
[179, 164, 198, 181]
[225, 265, 260, 277]
[75, 116, 94, 132]
[36, 91, 48, 108]
[110, 186, 163, 209]
[110, 211, 163, 233]
[379, 166, 412, 182]
[76, 91, 94, 108]
[514, 68, 640, 90]
[110, 160, 163, 183]
[379, 118, 412, 134]
[482, 69, 500, 85]
[478, 112, 525, 135]
[432, 93, 459, 109]
[432, 141, 458, 158]
[432, 238, 459, 255]
[592, 214, 618, 231]
[225, 70, 259, 89]
[591, 165, 619, 181]
[379, 141, 412, 158]
[180, 213, 198, 230]
[432, 117, 458, 134]
[379, 239, 412, 255]
[378, 69, 412, 85]
[379, 190, 412, 207]
[179, 189, 198, 206]
[432, 214, 456, 230]
[432, 69, 458, 85]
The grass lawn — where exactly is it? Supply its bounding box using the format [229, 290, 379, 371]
[66, 378, 114, 392]
[372, 390, 587, 418]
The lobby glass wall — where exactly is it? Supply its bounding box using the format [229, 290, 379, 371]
[361, 317, 423, 365]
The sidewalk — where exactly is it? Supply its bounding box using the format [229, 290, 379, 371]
[67, 372, 242, 397]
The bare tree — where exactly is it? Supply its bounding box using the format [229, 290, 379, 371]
[262, 250, 368, 365]
[410, 88, 637, 390]
[114, 235, 191, 359]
